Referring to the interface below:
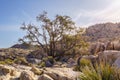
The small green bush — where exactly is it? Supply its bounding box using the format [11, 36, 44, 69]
[0, 59, 14, 65]
[5, 59, 14, 64]
[73, 58, 92, 71]
[39, 61, 46, 67]
[0, 61, 6, 65]
[14, 57, 28, 65]
[80, 58, 91, 67]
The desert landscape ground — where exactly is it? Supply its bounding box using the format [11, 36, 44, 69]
[1, 0, 120, 80]
[1, 22, 120, 80]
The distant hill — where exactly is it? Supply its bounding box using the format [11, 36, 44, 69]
[85, 22, 120, 42]
[11, 44, 29, 49]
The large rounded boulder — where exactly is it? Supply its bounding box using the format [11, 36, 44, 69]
[98, 50, 120, 64]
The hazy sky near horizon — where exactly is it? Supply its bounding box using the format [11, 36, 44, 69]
[0, 0, 120, 48]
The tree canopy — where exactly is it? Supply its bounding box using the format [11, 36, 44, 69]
[19, 11, 87, 58]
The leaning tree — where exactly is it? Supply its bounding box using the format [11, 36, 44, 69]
[19, 11, 87, 58]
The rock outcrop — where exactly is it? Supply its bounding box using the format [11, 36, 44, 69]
[0, 65, 10, 75]
[113, 57, 120, 68]
[86, 22, 120, 42]
[89, 42, 105, 55]
[98, 50, 120, 65]
[19, 71, 34, 80]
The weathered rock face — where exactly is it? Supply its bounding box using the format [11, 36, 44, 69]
[38, 74, 54, 80]
[89, 42, 105, 55]
[99, 50, 120, 68]
[98, 50, 120, 64]
[113, 57, 120, 68]
[0, 65, 10, 75]
[26, 58, 42, 64]
[89, 40, 120, 55]
[106, 40, 120, 51]
[45, 60, 53, 67]
[45, 72, 73, 80]
[105, 41, 114, 50]
[19, 71, 34, 80]
[112, 41, 120, 50]
[45, 72, 58, 80]
[67, 58, 76, 68]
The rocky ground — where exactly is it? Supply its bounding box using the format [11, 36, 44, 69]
[1, 40, 120, 80]
[0, 48, 81, 80]
[0, 64, 80, 80]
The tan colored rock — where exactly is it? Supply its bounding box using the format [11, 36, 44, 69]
[105, 41, 114, 50]
[10, 69, 16, 76]
[46, 72, 58, 80]
[45, 68, 80, 80]
[19, 71, 34, 80]
[112, 40, 120, 50]
[38, 74, 54, 80]
[89, 42, 105, 55]
[105, 40, 120, 51]
[58, 76, 68, 80]
[0, 65, 10, 75]
[31, 66, 43, 75]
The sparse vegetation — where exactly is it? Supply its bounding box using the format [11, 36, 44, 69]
[14, 57, 28, 65]
[39, 61, 46, 67]
[0, 59, 14, 65]
[73, 58, 92, 71]
[79, 62, 120, 80]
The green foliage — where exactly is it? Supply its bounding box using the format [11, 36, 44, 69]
[73, 58, 91, 71]
[80, 58, 91, 67]
[39, 61, 46, 67]
[79, 62, 120, 80]
[19, 11, 88, 58]
[0, 61, 6, 65]
[5, 59, 14, 65]
[14, 57, 28, 65]
[0, 59, 14, 65]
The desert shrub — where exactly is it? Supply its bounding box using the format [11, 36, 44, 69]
[0, 61, 6, 65]
[0, 59, 14, 65]
[73, 58, 92, 71]
[39, 61, 46, 67]
[5, 59, 14, 64]
[80, 58, 91, 67]
[38, 56, 54, 67]
[14, 57, 28, 65]
[43, 56, 54, 64]
[79, 62, 120, 80]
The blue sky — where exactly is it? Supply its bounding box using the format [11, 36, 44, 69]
[0, 0, 120, 48]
